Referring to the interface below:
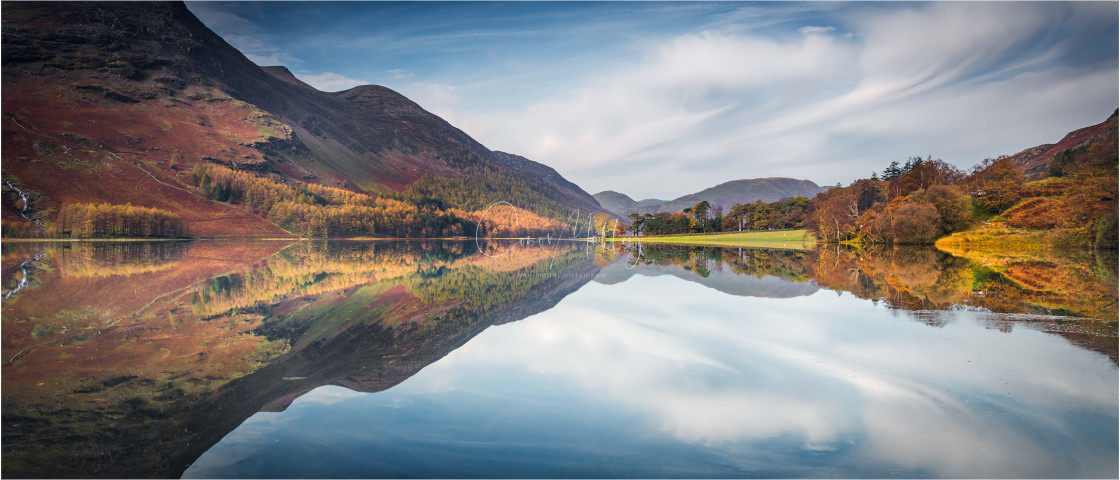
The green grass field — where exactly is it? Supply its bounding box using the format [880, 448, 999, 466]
[605, 229, 815, 250]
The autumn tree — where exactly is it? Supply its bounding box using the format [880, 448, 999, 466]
[891, 202, 942, 244]
[965, 157, 1025, 212]
[918, 185, 972, 234]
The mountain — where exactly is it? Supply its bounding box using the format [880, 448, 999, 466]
[595, 178, 828, 216]
[1, 1, 610, 237]
[261, 66, 316, 90]
[1007, 109, 1118, 179]
[592, 191, 666, 217]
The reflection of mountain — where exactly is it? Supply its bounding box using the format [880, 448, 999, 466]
[4, 240, 1115, 477]
[596, 245, 819, 299]
[594, 242, 1115, 363]
[1, 240, 599, 478]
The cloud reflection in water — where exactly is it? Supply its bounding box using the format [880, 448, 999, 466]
[189, 273, 1117, 478]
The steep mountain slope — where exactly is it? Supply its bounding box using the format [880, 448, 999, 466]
[1, 1, 609, 237]
[490, 151, 607, 217]
[596, 178, 827, 216]
[261, 66, 315, 90]
[1008, 109, 1118, 179]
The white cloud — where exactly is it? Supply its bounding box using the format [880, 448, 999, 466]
[298, 385, 365, 405]
[435, 29, 856, 197]
[411, 273, 1117, 477]
[398, 83, 463, 123]
[186, 2, 303, 67]
[298, 72, 368, 92]
[798, 25, 835, 36]
[386, 68, 413, 80]
[406, 2, 1115, 199]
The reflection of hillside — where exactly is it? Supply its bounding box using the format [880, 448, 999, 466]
[596, 244, 819, 299]
[590, 242, 1114, 363]
[805, 245, 1117, 362]
[2, 240, 598, 478]
[188, 240, 582, 317]
[166, 248, 600, 477]
[935, 241, 1118, 320]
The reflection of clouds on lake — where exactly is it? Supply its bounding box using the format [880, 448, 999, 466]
[299, 385, 366, 405]
[418, 275, 1118, 478]
[185, 411, 293, 477]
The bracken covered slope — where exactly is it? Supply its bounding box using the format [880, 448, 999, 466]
[1, 1, 610, 236]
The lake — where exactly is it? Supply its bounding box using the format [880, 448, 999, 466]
[2, 240, 1116, 478]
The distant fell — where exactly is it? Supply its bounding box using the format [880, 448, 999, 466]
[596, 178, 828, 216]
[592, 191, 666, 216]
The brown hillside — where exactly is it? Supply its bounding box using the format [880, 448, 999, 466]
[1008, 109, 1118, 179]
[1, 1, 611, 237]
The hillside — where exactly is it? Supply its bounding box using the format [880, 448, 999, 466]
[596, 178, 827, 216]
[1008, 109, 1118, 179]
[0, 1, 609, 238]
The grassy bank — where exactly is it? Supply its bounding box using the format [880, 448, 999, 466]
[605, 229, 815, 250]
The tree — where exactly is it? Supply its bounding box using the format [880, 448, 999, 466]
[921, 185, 971, 234]
[892, 202, 941, 244]
[627, 212, 643, 236]
[967, 157, 1025, 212]
[882, 161, 903, 180]
[693, 200, 711, 221]
[854, 179, 886, 213]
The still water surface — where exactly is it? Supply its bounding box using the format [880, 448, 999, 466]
[2, 240, 1116, 478]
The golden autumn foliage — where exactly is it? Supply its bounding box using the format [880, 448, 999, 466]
[190, 163, 573, 238]
[53, 203, 186, 238]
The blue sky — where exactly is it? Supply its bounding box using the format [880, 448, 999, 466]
[186, 1, 1118, 200]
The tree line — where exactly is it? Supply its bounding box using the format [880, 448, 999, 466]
[53, 203, 186, 238]
[806, 156, 990, 245]
[191, 163, 568, 238]
[805, 146, 1117, 248]
[620, 196, 812, 236]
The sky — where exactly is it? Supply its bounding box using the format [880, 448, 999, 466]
[186, 1, 1118, 200]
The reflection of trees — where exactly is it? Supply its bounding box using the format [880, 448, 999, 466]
[2, 240, 597, 478]
[608, 244, 809, 283]
[806, 242, 1120, 322]
[804, 245, 1116, 362]
[811, 246, 1001, 311]
[10, 241, 187, 279]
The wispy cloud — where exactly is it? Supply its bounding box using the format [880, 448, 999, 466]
[421, 2, 1116, 198]
[386, 68, 412, 80]
[297, 72, 368, 92]
[191, 2, 1117, 199]
[186, 2, 302, 67]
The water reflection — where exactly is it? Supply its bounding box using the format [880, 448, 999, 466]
[188, 262, 1117, 479]
[2, 239, 599, 477]
[1, 240, 1116, 478]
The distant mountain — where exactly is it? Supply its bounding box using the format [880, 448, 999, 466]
[1, 1, 610, 237]
[1007, 109, 1118, 179]
[595, 178, 828, 216]
[592, 191, 666, 217]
